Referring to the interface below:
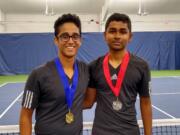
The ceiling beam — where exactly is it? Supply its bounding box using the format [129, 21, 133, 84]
[0, 9, 5, 22]
[0, 8, 5, 32]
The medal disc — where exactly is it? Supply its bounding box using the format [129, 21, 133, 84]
[65, 111, 74, 124]
[112, 100, 122, 111]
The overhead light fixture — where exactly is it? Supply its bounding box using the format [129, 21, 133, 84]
[50, 0, 56, 16]
[137, 0, 148, 16]
[44, 0, 55, 16]
[45, 0, 49, 15]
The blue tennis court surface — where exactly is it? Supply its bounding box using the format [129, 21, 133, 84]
[0, 77, 180, 126]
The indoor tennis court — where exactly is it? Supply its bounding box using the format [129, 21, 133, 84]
[0, 0, 180, 135]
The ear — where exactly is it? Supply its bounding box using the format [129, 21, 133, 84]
[79, 36, 82, 46]
[103, 32, 107, 41]
[54, 37, 58, 46]
[129, 32, 133, 42]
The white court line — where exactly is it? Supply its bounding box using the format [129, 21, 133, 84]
[0, 82, 25, 88]
[0, 83, 8, 88]
[2, 81, 25, 84]
[171, 76, 180, 78]
[174, 77, 180, 79]
[152, 92, 180, 95]
[152, 105, 176, 119]
[0, 82, 25, 90]
[0, 91, 24, 119]
[152, 76, 180, 79]
[0, 82, 25, 119]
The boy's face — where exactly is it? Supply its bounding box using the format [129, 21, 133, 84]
[55, 22, 81, 58]
[104, 21, 132, 52]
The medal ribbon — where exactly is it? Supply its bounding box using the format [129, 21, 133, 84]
[103, 51, 130, 97]
[55, 57, 78, 109]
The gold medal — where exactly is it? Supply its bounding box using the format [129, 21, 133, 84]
[65, 110, 74, 124]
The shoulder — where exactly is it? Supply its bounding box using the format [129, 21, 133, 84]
[77, 60, 88, 67]
[30, 60, 55, 78]
[88, 55, 105, 69]
[76, 60, 89, 73]
[130, 53, 149, 70]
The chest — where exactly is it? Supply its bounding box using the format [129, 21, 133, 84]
[39, 68, 88, 103]
[93, 62, 142, 93]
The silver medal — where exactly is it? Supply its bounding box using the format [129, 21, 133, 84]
[112, 98, 122, 111]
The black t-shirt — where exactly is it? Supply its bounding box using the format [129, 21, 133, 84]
[89, 53, 151, 135]
[22, 60, 89, 135]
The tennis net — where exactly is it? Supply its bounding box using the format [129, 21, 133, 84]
[0, 119, 180, 135]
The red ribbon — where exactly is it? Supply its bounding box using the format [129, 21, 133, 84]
[103, 52, 130, 97]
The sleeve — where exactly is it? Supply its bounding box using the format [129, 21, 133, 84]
[21, 69, 40, 109]
[88, 61, 96, 88]
[138, 62, 151, 97]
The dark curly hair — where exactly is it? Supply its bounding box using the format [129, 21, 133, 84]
[105, 13, 132, 32]
[54, 13, 81, 37]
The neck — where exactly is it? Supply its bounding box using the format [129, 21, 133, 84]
[108, 49, 127, 68]
[58, 53, 75, 69]
[109, 49, 127, 61]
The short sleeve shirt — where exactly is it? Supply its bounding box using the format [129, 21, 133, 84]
[89, 53, 151, 135]
[22, 60, 89, 135]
